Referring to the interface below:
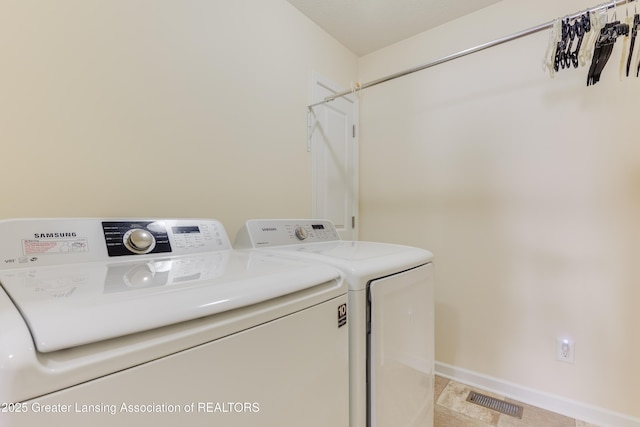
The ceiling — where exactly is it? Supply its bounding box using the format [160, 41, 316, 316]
[286, 0, 503, 56]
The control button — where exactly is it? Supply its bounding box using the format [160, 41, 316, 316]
[147, 221, 166, 233]
[294, 226, 309, 241]
[124, 229, 156, 254]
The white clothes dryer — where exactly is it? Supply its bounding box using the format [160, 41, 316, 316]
[0, 218, 349, 427]
[235, 219, 435, 427]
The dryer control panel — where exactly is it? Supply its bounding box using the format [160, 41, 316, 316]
[236, 219, 341, 248]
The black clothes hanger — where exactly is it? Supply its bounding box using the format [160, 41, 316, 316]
[554, 18, 571, 71]
[572, 13, 591, 68]
[628, 14, 639, 76]
[587, 21, 630, 85]
[554, 14, 591, 72]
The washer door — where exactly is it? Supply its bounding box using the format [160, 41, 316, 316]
[8, 294, 350, 427]
[369, 263, 434, 427]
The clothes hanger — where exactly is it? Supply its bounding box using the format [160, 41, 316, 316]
[562, 17, 575, 69]
[543, 18, 562, 77]
[587, 2, 630, 85]
[619, 0, 631, 79]
[626, 0, 639, 76]
[553, 17, 571, 71]
[552, 13, 591, 72]
[570, 13, 591, 68]
[581, 7, 608, 67]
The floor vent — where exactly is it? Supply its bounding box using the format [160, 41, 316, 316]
[466, 391, 524, 419]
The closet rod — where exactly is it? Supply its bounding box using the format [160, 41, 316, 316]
[308, 0, 628, 109]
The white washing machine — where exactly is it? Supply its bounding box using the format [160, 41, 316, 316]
[235, 219, 435, 427]
[0, 218, 349, 427]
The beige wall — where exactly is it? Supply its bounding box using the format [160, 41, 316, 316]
[359, 0, 640, 420]
[0, 0, 357, 236]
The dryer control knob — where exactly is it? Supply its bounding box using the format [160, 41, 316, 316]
[294, 226, 309, 241]
[125, 229, 156, 254]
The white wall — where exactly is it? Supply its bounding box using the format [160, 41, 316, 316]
[0, 0, 357, 236]
[359, 0, 640, 421]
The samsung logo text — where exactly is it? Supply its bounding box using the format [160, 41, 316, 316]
[34, 232, 77, 239]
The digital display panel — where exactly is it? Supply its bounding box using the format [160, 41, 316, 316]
[312, 224, 325, 230]
[172, 226, 200, 234]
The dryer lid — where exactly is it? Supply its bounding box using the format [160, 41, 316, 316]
[0, 251, 341, 353]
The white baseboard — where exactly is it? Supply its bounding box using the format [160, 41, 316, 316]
[435, 362, 640, 427]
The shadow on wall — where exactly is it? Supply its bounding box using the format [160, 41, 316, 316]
[435, 302, 459, 364]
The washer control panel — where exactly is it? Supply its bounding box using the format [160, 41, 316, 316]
[235, 219, 341, 248]
[0, 218, 232, 269]
[103, 221, 171, 256]
[103, 220, 229, 257]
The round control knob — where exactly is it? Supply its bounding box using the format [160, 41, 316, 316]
[294, 226, 309, 241]
[125, 229, 156, 254]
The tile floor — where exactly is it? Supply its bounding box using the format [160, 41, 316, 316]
[434, 375, 600, 427]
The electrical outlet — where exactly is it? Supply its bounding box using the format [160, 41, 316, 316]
[556, 338, 574, 363]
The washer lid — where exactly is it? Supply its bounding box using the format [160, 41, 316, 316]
[0, 251, 342, 353]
